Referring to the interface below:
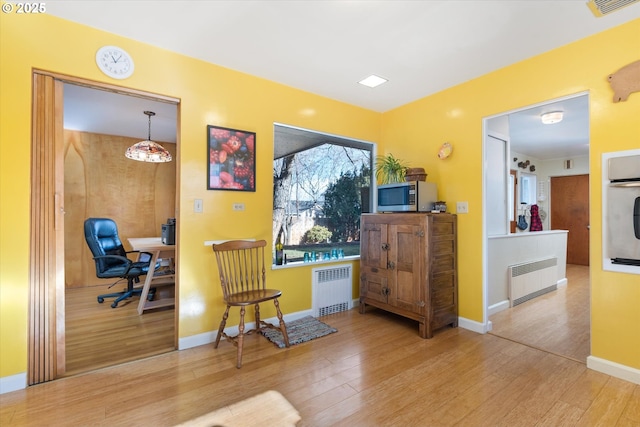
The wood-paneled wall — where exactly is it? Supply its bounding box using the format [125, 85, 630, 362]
[64, 130, 176, 288]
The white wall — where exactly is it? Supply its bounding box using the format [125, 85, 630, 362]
[487, 230, 568, 308]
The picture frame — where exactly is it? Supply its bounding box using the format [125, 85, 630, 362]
[207, 125, 256, 191]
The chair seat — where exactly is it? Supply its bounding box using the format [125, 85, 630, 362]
[226, 289, 282, 306]
[97, 262, 150, 278]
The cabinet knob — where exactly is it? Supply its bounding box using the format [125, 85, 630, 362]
[381, 243, 390, 251]
[387, 261, 395, 270]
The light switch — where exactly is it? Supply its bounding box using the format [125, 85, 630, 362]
[232, 203, 245, 211]
[456, 201, 469, 214]
[194, 199, 203, 213]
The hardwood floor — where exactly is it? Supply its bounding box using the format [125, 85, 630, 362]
[489, 264, 590, 363]
[64, 285, 175, 377]
[2, 307, 639, 426]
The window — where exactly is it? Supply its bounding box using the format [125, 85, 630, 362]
[509, 169, 517, 233]
[519, 172, 537, 206]
[273, 124, 373, 264]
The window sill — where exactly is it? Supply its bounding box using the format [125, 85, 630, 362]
[271, 255, 360, 270]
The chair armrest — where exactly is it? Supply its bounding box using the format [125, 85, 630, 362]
[125, 250, 154, 263]
[93, 254, 132, 265]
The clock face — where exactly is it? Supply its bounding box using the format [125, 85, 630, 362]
[96, 46, 134, 79]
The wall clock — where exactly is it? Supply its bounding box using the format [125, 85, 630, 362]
[95, 46, 134, 79]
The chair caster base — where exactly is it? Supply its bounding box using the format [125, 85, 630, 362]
[97, 297, 105, 303]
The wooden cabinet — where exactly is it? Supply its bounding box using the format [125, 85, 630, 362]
[359, 213, 457, 338]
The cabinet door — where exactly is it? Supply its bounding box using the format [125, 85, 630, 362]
[360, 267, 389, 304]
[360, 218, 388, 269]
[388, 223, 423, 312]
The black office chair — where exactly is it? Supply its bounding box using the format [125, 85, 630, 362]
[84, 218, 157, 308]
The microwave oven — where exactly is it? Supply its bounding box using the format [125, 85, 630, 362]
[377, 181, 437, 212]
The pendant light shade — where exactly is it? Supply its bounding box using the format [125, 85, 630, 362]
[125, 111, 172, 162]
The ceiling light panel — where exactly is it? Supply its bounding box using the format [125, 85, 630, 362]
[358, 75, 388, 88]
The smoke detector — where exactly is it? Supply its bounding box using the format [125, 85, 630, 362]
[587, 0, 640, 16]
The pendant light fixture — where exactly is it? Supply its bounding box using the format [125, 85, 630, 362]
[125, 111, 172, 162]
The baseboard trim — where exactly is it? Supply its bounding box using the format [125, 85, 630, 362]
[179, 309, 314, 350]
[182, 311, 493, 350]
[557, 277, 568, 287]
[458, 316, 492, 334]
[488, 300, 509, 316]
[0, 372, 27, 395]
[587, 356, 640, 385]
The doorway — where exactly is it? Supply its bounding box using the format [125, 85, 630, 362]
[29, 70, 180, 384]
[483, 92, 591, 362]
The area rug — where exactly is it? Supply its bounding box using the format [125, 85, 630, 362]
[260, 315, 337, 348]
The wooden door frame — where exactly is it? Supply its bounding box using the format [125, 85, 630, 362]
[29, 72, 65, 384]
[29, 69, 180, 384]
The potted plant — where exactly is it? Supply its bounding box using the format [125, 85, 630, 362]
[375, 153, 409, 184]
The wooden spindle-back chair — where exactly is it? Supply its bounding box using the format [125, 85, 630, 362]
[211, 239, 290, 368]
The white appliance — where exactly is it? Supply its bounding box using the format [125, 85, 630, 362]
[603, 151, 640, 272]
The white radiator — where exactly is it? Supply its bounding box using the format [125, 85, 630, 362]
[312, 264, 353, 317]
[508, 258, 558, 307]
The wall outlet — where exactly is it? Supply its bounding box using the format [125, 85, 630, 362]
[456, 201, 469, 214]
[194, 199, 203, 213]
[232, 203, 245, 211]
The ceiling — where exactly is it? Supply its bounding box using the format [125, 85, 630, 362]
[506, 94, 590, 160]
[63, 84, 178, 143]
[53, 1, 640, 159]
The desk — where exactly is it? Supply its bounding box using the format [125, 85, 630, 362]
[128, 237, 176, 315]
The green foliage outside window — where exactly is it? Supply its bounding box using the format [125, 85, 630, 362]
[302, 225, 333, 244]
[323, 166, 369, 242]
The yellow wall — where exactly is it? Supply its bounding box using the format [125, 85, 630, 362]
[381, 19, 640, 368]
[0, 13, 378, 377]
[1, 11, 639, 381]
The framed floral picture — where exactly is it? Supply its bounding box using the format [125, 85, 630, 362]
[207, 125, 256, 191]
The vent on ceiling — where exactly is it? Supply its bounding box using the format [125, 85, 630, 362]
[587, 0, 640, 16]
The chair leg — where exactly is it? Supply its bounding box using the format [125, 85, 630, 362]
[105, 277, 142, 308]
[236, 306, 246, 369]
[111, 292, 132, 308]
[214, 306, 230, 349]
[254, 304, 261, 329]
[274, 298, 290, 347]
